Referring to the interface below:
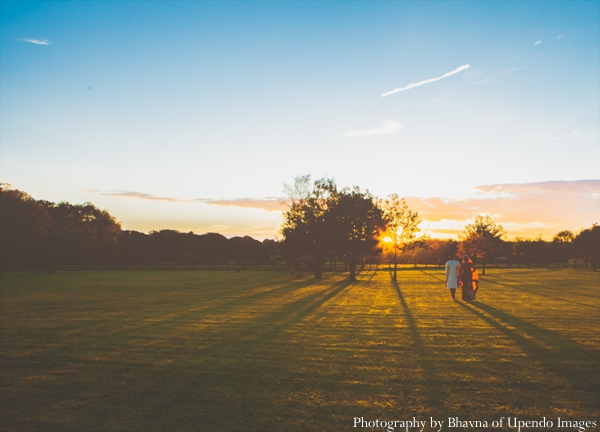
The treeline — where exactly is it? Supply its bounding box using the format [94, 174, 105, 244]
[0, 187, 278, 271]
[1, 184, 598, 273]
[389, 234, 599, 269]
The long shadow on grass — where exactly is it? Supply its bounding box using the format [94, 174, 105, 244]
[392, 279, 449, 414]
[2, 276, 327, 367]
[417, 269, 445, 284]
[213, 278, 353, 368]
[488, 275, 600, 310]
[457, 301, 599, 393]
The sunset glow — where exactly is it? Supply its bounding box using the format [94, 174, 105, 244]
[1, 1, 598, 240]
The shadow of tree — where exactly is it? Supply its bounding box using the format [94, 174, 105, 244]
[391, 278, 449, 415]
[417, 269, 446, 284]
[485, 274, 600, 309]
[220, 278, 353, 366]
[458, 301, 599, 393]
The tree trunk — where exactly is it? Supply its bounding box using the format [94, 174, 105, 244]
[348, 258, 357, 281]
[314, 257, 323, 279]
[314, 264, 323, 279]
[482, 259, 486, 275]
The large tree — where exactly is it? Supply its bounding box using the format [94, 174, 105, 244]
[459, 215, 505, 275]
[380, 194, 422, 280]
[281, 176, 337, 279]
[330, 187, 385, 281]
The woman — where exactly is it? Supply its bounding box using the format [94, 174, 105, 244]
[459, 254, 475, 301]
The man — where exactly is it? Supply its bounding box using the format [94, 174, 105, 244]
[445, 256, 460, 300]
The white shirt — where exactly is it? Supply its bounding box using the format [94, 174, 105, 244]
[445, 260, 459, 289]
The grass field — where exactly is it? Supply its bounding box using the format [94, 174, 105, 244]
[1, 268, 598, 431]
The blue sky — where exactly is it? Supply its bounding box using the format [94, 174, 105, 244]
[1, 1, 599, 239]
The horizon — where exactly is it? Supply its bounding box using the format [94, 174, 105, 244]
[1, 1, 599, 241]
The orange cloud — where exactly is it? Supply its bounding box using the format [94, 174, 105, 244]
[408, 180, 599, 238]
[196, 198, 284, 212]
[101, 191, 184, 202]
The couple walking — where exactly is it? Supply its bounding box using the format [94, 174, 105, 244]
[445, 254, 479, 301]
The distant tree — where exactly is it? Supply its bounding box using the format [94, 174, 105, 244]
[513, 237, 548, 266]
[197, 232, 229, 269]
[0, 186, 51, 269]
[262, 238, 281, 268]
[149, 230, 182, 265]
[553, 230, 575, 243]
[43, 202, 121, 268]
[179, 254, 200, 268]
[228, 236, 265, 269]
[439, 240, 459, 263]
[459, 215, 506, 275]
[330, 187, 385, 281]
[573, 224, 600, 271]
[413, 239, 454, 265]
[119, 230, 151, 268]
[380, 194, 421, 280]
[549, 230, 575, 263]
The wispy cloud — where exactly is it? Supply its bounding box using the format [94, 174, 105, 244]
[343, 119, 403, 137]
[381, 64, 470, 97]
[471, 66, 528, 85]
[83, 189, 184, 202]
[555, 34, 566, 39]
[18, 38, 51, 46]
[197, 198, 283, 212]
[534, 40, 542, 45]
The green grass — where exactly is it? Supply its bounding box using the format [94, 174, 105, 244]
[1, 269, 598, 431]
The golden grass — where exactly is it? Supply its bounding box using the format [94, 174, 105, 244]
[0, 268, 598, 431]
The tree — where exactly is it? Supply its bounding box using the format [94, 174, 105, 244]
[573, 224, 600, 271]
[119, 230, 151, 268]
[43, 202, 121, 268]
[380, 194, 422, 280]
[281, 176, 337, 279]
[513, 237, 547, 267]
[196, 232, 229, 269]
[459, 215, 505, 275]
[330, 187, 385, 281]
[0, 186, 52, 269]
[548, 230, 575, 264]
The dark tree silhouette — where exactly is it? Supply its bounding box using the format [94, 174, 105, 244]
[281, 176, 337, 279]
[513, 237, 548, 267]
[330, 187, 385, 281]
[459, 215, 505, 275]
[197, 233, 229, 269]
[43, 202, 121, 269]
[548, 230, 576, 264]
[0, 186, 51, 269]
[119, 230, 152, 268]
[574, 224, 600, 271]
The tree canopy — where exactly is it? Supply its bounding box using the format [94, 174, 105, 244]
[459, 215, 506, 274]
[381, 194, 422, 280]
[573, 224, 600, 271]
[281, 176, 389, 280]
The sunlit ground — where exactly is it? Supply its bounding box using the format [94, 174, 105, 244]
[1, 269, 598, 431]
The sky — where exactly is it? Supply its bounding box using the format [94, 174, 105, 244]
[1, 0, 599, 240]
